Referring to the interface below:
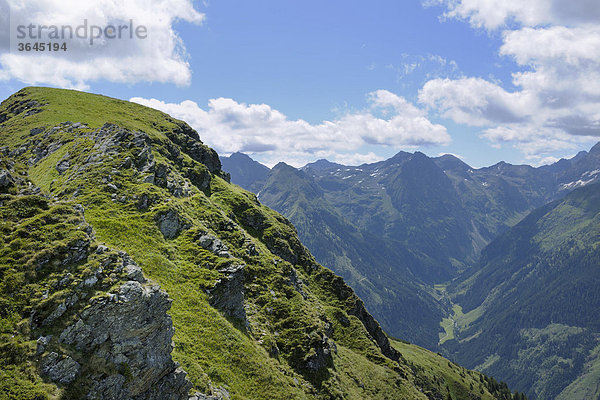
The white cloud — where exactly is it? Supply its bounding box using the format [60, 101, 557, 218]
[420, 0, 600, 160]
[431, 0, 600, 30]
[419, 77, 535, 126]
[481, 125, 589, 156]
[501, 26, 600, 66]
[527, 155, 562, 167]
[377, 53, 460, 85]
[501, 26, 600, 110]
[131, 90, 450, 167]
[0, 0, 203, 89]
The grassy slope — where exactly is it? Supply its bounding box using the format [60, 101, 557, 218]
[0, 87, 512, 400]
[392, 340, 502, 400]
[556, 343, 600, 400]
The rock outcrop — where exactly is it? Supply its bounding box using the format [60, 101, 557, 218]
[59, 281, 192, 400]
[209, 264, 249, 328]
[0, 175, 196, 399]
[198, 231, 232, 258]
[155, 209, 188, 239]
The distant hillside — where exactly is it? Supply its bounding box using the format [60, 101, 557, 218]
[226, 147, 600, 350]
[442, 182, 600, 400]
[257, 162, 447, 348]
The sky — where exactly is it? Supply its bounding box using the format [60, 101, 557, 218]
[1, 0, 599, 168]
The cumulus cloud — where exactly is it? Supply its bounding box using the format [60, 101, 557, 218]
[430, 0, 600, 30]
[131, 90, 450, 167]
[421, 0, 600, 159]
[419, 77, 535, 126]
[0, 0, 203, 89]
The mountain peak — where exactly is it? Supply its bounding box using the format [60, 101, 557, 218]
[302, 158, 344, 171]
[390, 150, 413, 161]
[229, 151, 254, 160]
[433, 154, 472, 172]
[273, 161, 295, 170]
[220, 152, 270, 192]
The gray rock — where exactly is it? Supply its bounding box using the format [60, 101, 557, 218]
[155, 210, 186, 239]
[125, 264, 146, 283]
[304, 335, 334, 371]
[246, 242, 259, 256]
[36, 335, 52, 355]
[136, 193, 152, 211]
[212, 387, 231, 400]
[154, 163, 169, 187]
[43, 302, 67, 326]
[165, 124, 222, 174]
[60, 281, 192, 399]
[139, 367, 192, 400]
[188, 386, 231, 400]
[136, 146, 154, 171]
[73, 203, 85, 215]
[62, 238, 90, 265]
[88, 374, 128, 400]
[288, 268, 307, 299]
[56, 159, 70, 174]
[198, 233, 231, 258]
[40, 352, 81, 384]
[65, 294, 79, 307]
[0, 170, 14, 190]
[209, 264, 248, 328]
[84, 275, 98, 287]
[185, 166, 211, 191]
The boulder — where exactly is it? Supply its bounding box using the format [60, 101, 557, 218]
[198, 233, 231, 258]
[56, 159, 70, 174]
[0, 170, 14, 191]
[209, 264, 248, 328]
[40, 352, 81, 384]
[155, 210, 186, 239]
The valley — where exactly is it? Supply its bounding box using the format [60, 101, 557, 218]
[222, 144, 600, 399]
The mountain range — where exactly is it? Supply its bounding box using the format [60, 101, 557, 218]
[0, 87, 524, 400]
[221, 142, 600, 399]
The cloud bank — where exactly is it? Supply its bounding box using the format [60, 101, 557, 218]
[131, 90, 450, 167]
[423, 0, 600, 161]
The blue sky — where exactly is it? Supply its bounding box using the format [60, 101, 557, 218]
[1, 0, 599, 167]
